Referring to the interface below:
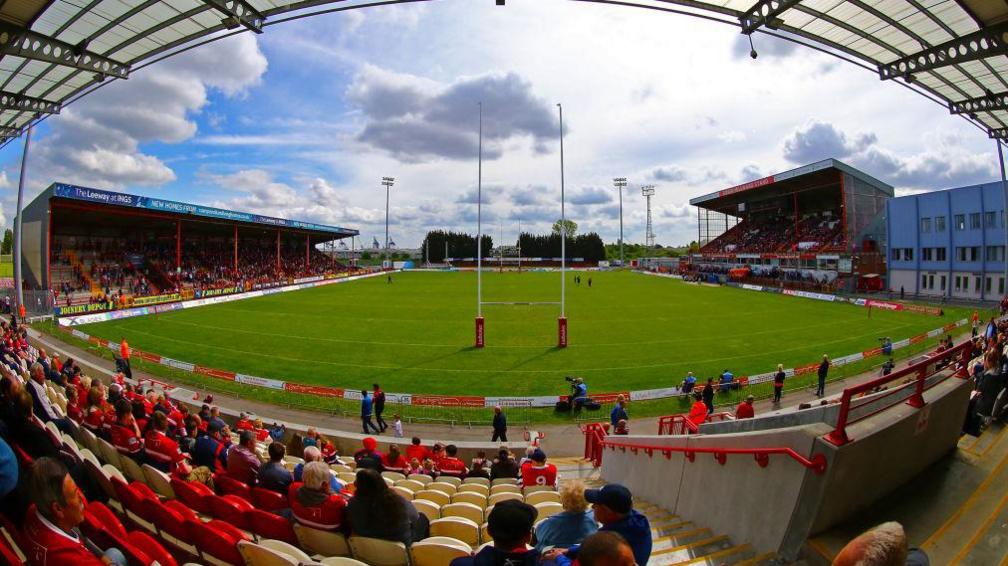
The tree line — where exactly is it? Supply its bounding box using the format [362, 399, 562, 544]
[420, 227, 605, 262]
[420, 230, 494, 262]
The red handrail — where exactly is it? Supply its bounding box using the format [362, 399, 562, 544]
[580, 423, 607, 467]
[599, 438, 828, 475]
[824, 340, 972, 446]
[657, 411, 733, 435]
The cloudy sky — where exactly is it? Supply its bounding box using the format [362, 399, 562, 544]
[0, 0, 1000, 247]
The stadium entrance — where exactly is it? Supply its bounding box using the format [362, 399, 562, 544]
[688, 159, 891, 294]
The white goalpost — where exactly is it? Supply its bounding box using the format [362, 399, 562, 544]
[473, 102, 568, 349]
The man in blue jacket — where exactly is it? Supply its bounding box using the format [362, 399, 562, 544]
[360, 389, 379, 434]
[544, 483, 652, 566]
[451, 499, 540, 566]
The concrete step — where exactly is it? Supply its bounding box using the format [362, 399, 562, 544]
[652, 542, 755, 565]
[651, 527, 714, 550]
[649, 534, 734, 562]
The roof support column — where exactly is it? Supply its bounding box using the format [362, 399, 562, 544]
[233, 224, 238, 276]
[13, 125, 31, 316]
[306, 234, 310, 269]
[176, 220, 181, 273]
[276, 229, 280, 275]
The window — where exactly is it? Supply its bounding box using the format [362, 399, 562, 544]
[955, 276, 961, 291]
[976, 277, 981, 292]
[955, 214, 966, 230]
[904, 248, 913, 261]
[929, 275, 934, 289]
[986, 246, 1005, 262]
[922, 274, 927, 289]
[958, 246, 980, 261]
[985, 211, 997, 228]
[922, 248, 933, 261]
[971, 213, 982, 229]
[921, 217, 931, 233]
[986, 277, 992, 293]
[1000, 277, 1005, 295]
[957, 247, 966, 261]
[892, 248, 901, 261]
[936, 216, 946, 232]
[941, 275, 947, 291]
[936, 247, 947, 261]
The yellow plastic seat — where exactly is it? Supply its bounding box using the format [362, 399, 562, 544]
[524, 490, 561, 506]
[409, 538, 472, 566]
[441, 502, 485, 524]
[451, 491, 487, 508]
[348, 535, 409, 566]
[429, 517, 481, 548]
[414, 489, 450, 507]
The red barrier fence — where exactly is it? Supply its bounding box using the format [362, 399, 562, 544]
[657, 411, 734, 435]
[824, 340, 971, 446]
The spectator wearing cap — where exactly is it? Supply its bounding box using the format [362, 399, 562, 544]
[520, 448, 558, 488]
[22, 456, 128, 566]
[291, 461, 346, 531]
[545, 484, 651, 566]
[450, 499, 540, 566]
[234, 412, 254, 432]
[193, 420, 230, 474]
[259, 442, 294, 494]
[491, 448, 519, 480]
[294, 446, 341, 493]
[226, 430, 261, 486]
[735, 396, 756, 419]
[347, 468, 425, 545]
[534, 479, 597, 552]
[354, 437, 383, 470]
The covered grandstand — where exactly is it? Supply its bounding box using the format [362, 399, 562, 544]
[688, 159, 892, 293]
[17, 182, 358, 315]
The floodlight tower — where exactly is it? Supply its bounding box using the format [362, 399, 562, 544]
[381, 176, 394, 266]
[613, 177, 627, 265]
[641, 184, 656, 258]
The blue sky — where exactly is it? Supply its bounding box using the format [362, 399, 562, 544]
[0, 0, 1000, 247]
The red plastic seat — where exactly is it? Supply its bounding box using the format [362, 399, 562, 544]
[190, 519, 250, 566]
[246, 508, 297, 545]
[251, 487, 288, 512]
[215, 474, 253, 502]
[170, 477, 215, 515]
[0, 515, 24, 566]
[207, 494, 254, 531]
[145, 499, 192, 547]
[83, 500, 129, 542]
[112, 480, 158, 529]
[127, 531, 178, 566]
[0, 535, 19, 566]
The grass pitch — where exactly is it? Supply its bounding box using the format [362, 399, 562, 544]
[73, 271, 969, 397]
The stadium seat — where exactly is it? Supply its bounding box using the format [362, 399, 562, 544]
[480, 522, 491, 543]
[112, 478, 158, 534]
[330, 464, 353, 473]
[171, 477, 216, 515]
[208, 494, 255, 531]
[0, 532, 21, 566]
[457, 483, 489, 496]
[190, 519, 251, 566]
[348, 535, 409, 566]
[451, 491, 487, 507]
[84, 460, 120, 511]
[142, 464, 176, 499]
[441, 502, 485, 525]
[427, 482, 457, 495]
[146, 499, 198, 554]
[391, 486, 414, 500]
[337, 472, 357, 484]
[438, 476, 462, 487]
[491, 478, 518, 486]
[409, 537, 471, 566]
[292, 523, 351, 558]
[381, 471, 406, 482]
[247, 509, 298, 545]
[61, 435, 84, 463]
[490, 484, 521, 496]
[522, 485, 556, 495]
[429, 517, 480, 548]
[488, 492, 523, 506]
[237, 540, 298, 566]
[78, 425, 99, 453]
[119, 454, 147, 484]
[97, 437, 124, 469]
[534, 502, 564, 519]
[414, 490, 450, 507]
[462, 477, 490, 487]
[84, 501, 129, 541]
[252, 487, 289, 512]
[411, 498, 441, 522]
[525, 491, 561, 506]
[407, 473, 433, 485]
[0, 514, 26, 566]
[317, 558, 369, 566]
[128, 530, 179, 566]
[216, 474, 254, 502]
[258, 539, 312, 564]
[394, 479, 425, 492]
[482, 506, 494, 523]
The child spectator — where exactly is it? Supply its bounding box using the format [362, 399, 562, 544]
[392, 414, 403, 438]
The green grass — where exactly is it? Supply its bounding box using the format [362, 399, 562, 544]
[0, 255, 11, 277]
[70, 271, 969, 396]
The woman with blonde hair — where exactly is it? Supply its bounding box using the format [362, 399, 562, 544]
[534, 479, 598, 551]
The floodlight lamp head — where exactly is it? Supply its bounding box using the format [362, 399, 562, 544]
[642, 187, 655, 197]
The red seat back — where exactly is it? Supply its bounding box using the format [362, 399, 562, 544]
[127, 531, 178, 566]
[189, 519, 249, 566]
[215, 475, 253, 502]
[84, 500, 128, 541]
[251, 487, 288, 512]
[246, 508, 297, 545]
[170, 477, 214, 515]
[145, 499, 189, 542]
[207, 495, 253, 531]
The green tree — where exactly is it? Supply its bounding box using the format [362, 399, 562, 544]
[361, 251, 372, 260]
[552, 219, 577, 238]
[1, 229, 11, 255]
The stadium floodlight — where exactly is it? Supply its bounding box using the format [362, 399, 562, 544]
[613, 177, 627, 265]
[381, 176, 394, 266]
[641, 184, 656, 259]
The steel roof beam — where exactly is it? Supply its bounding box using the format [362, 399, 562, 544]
[0, 125, 21, 137]
[0, 21, 129, 80]
[950, 90, 1008, 114]
[200, 0, 265, 34]
[0, 90, 59, 115]
[989, 127, 1008, 139]
[740, 0, 802, 35]
[879, 22, 1008, 80]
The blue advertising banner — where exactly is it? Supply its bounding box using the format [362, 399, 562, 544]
[52, 183, 358, 236]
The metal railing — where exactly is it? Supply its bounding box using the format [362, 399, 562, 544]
[657, 411, 734, 435]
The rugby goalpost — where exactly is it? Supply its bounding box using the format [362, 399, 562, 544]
[474, 102, 568, 349]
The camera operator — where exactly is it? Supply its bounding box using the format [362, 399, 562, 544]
[566, 377, 588, 410]
[880, 337, 892, 356]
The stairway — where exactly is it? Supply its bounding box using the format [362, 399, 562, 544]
[66, 250, 99, 294]
[559, 460, 781, 565]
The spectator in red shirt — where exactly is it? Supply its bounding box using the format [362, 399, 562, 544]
[381, 444, 408, 473]
[108, 399, 143, 461]
[252, 418, 270, 442]
[226, 430, 261, 486]
[234, 412, 254, 432]
[82, 386, 106, 435]
[438, 444, 468, 478]
[735, 396, 756, 419]
[291, 461, 346, 531]
[354, 437, 383, 470]
[686, 392, 708, 429]
[144, 412, 187, 475]
[520, 449, 558, 488]
[64, 386, 83, 423]
[405, 437, 430, 463]
[23, 456, 127, 566]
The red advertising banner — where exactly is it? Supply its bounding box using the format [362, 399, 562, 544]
[909, 334, 927, 344]
[558, 317, 568, 348]
[410, 395, 486, 408]
[284, 383, 344, 398]
[865, 299, 903, 311]
[794, 363, 819, 376]
[195, 366, 236, 381]
[139, 351, 161, 363]
[904, 304, 944, 316]
[718, 175, 775, 197]
[475, 316, 485, 348]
